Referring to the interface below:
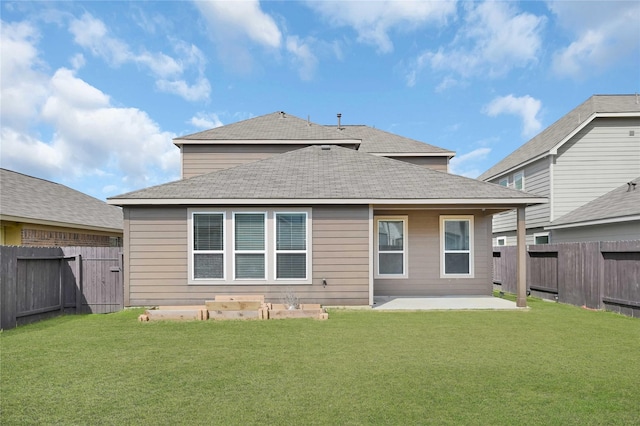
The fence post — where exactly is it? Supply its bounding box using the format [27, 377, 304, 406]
[75, 254, 83, 313]
[0, 247, 18, 330]
[59, 257, 64, 313]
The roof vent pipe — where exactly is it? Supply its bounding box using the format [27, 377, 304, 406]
[628, 181, 637, 192]
[279, 111, 286, 118]
[337, 113, 342, 130]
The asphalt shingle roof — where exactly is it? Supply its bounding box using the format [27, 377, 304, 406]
[110, 145, 543, 203]
[328, 125, 453, 154]
[175, 111, 452, 155]
[1, 168, 123, 231]
[479, 95, 640, 181]
[550, 177, 640, 227]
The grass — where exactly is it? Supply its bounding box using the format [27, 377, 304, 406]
[1, 296, 639, 425]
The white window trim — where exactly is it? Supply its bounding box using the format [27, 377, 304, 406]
[274, 211, 309, 281]
[189, 211, 226, 282]
[233, 211, 267, 280]
[374, 215, 408, 279]
[534, 232, 550, 245]
[188, 208, 312, 285]
[513, 171, 525, 190]
[440, 215, 474, 278]
[496, 236, 507, 246]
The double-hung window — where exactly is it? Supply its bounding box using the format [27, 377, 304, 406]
[513, 172, 524, 190]
[192, 213, 225, 280]
[275, 213, 308, 279]
[441, 216, 474, 277]
[375, 216, 407, 278]
[234, 213, 266, 279]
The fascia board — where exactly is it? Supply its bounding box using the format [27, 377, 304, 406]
[108, 197, 547, 207]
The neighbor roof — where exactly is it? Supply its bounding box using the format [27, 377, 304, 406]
[546, 177, 640, 229]
[1, 168, 123, 232]
[109, 145, 544, 206]
[174, 111, 452, 155]
[479, 95, 640, 181]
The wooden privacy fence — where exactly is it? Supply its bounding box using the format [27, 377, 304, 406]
[493, 240, 640, 317]
[1, 246, 123, 330]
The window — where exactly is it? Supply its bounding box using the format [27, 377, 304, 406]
[441, 216, 474, 277]
[375, 217, 407, 277]
[534, 233, 550, 245]
[189, 208, 311, 284]
[234, 213, 266, 279]
[193, 213, 225, 279]
[498, 178, 508, 187]
[275, 213, 307, 279]
[496, 236, 506, 246]
[513, 172, 524, 190]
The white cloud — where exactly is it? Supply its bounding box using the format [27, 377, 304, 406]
[483, 94, 542, 137]
[286, 36, 319, 80]
[68, 13, 210, 101]
[548, 1, 640, 78]
[449, 147, 491, 178]
[190, 112, 224, 129]
[0, 21, 49, 131]
[407, 2, 545, 86]
[0, 22, 180, 195]
[306, 0, 456, 53]
[194, 0, 282, 71]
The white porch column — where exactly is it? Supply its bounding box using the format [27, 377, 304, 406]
[516, 206, 527, 307]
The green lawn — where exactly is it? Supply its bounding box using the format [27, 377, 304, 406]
[2, 296, 639, 425]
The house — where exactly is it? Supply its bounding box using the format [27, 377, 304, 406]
[0, 168, 123, 247]
[545, 177, 640, 242]
[108, 112, 545, 307]
[479, 95, 640, 246]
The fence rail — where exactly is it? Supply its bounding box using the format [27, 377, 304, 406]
[494, 240, 640, 318]
[1, 246, 123, 330]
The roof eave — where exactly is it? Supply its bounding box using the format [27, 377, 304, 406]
[173, 138, 362, 147]
[0, 214, 123, 234]
[108, 197, 547, 207]
[370, 152, 455, 157]
[546, 214, 640, 230]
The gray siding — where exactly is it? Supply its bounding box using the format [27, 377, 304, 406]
[552, 221, 640, 243]
[124, 205, 369, 306]
[374, 209, 493, 296]
[182, 145, 305, 178]
[491, 158, 550, 234]
[553, 117, 640, 221]
[386, 156, 449, 172]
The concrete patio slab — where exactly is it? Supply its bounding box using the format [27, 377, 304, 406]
[372, 296, 522, 311]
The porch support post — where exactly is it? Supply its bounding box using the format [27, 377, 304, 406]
[516, 206, 527, 307]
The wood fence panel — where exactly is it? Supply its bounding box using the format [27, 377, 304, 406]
[0, 247, 18, 329]
[494, 240, 639, 317]
[0, 246, 123, 329]
[601, 241, 640, 317]
[527, 247, 558, 298]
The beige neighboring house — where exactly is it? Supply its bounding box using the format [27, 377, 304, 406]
[109, 111, 544, 307]
[0, 168, 123, 247]
[479, 94, 640, 245]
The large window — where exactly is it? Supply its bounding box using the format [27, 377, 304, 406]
[193, 213, 225, 280]
[189, 208, 311, 284]
[275, 213, 307, 279]
[441, 216, 474, 277]
[234, 213, 266, 279]
[375, 216, 407, 278]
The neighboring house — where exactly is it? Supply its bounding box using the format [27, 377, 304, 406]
[545, 177, 640, 243]
[109, 111, 544, 307]
[479, 94, 640, 246]
[0, 169, 123, 247]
